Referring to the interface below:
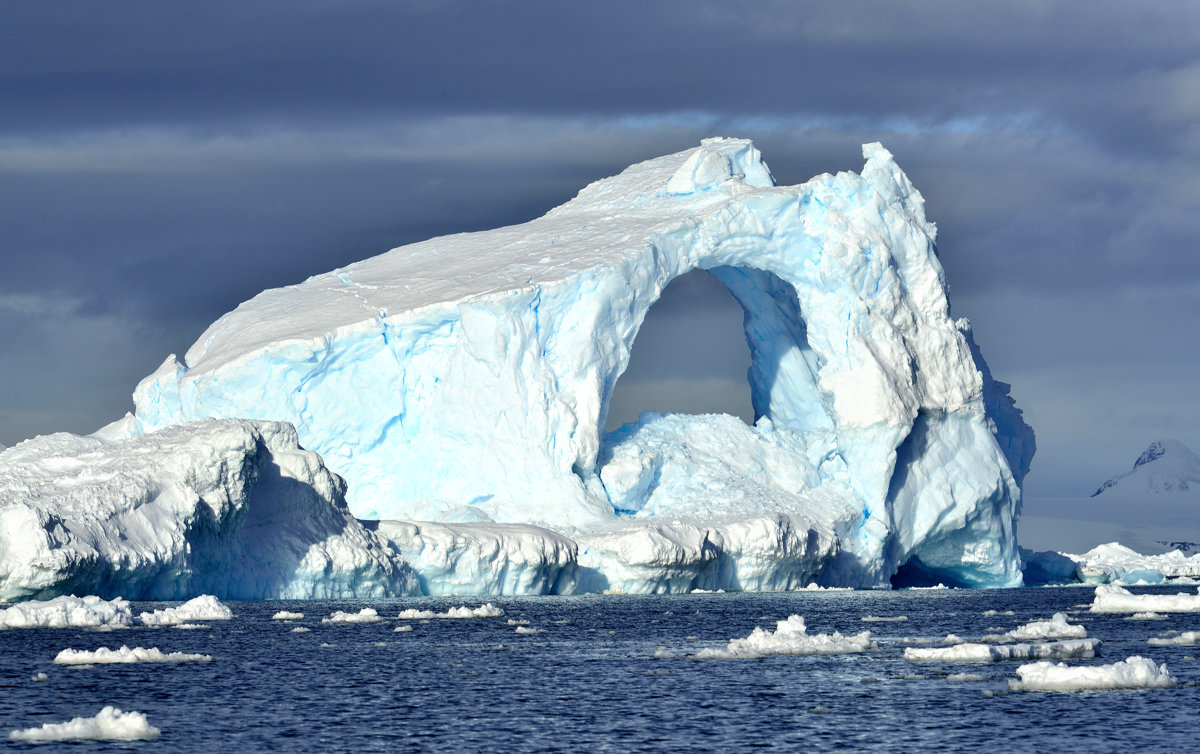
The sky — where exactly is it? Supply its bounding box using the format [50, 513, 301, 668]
[3, 1, 1200, 505]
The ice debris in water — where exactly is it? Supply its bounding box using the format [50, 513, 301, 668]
[904, 639, 1099, 664]
[290, 627, 311, 633]
[1148, 631, 1200, 646]
[1126, 612, 1168, 620]
[694, 615, 873, 659]
[322, 608, 382, 624]
[946, 673, 986, 682]
[393, 625, 412, 633]
[860, 615, 908, 622]
[1008, 656, 1176, 692]
[8, 707, 159, 742]
[989, 613, 1086, 642]
[272, 611, 304, 620]
[507, 619, 531, 626]
[0, 595, 133, 629]
[982, 610, 1015, 617]
[514, 626, 545, 635]
[396, 604, 504, 619]
[54, 646, 212, 665]
[30, 673, 47, 682]
[139, 595, 232, 626]
[1091, 584, 1200, 613]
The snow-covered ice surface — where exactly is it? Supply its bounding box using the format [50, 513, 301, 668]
[993, 613, 1086, 642]
[1090, 584, 1200, 613]
[139, 596, 233, 626]
[693, 615, 873, 658]
[54, 646, 212, 664]
[0, 595, 133, 629]
[0, 419, 418, 601]
[8, 707, 159, 742]
[2, 589, 1200, 750]
[1009, 657, 1176, 692]
[322, 608, 382, 624]
[113, 138, 1032, 592]
[904, 639, 1099, 664]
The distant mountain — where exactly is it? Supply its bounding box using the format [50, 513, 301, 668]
[1092, 439, 1200, 497]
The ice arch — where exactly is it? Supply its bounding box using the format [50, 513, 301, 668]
[127, 138, 1034, 587]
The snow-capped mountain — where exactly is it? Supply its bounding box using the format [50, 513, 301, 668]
[1093, 440, 1200, 497]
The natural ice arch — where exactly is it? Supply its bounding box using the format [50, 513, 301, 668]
[127, 137, 1033, 587]
[604, 269, 753, 432]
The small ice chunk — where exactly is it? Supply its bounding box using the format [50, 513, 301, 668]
[8, 707, 159, 741]
[30, 672, 47, 682]
[982, 610, 1015, 617]
[272, 611, 304, 620]
[139, 596, 231, 626]
[322, 608, 382, 624]
[1009, 656, 1176, 692]
[1126, 612, 1168, 621]
[393, 625, 412, 633]
[397, 604, 503, 619]
[506, 619, 531, 626]
[694, 615, 873, 659]
[861, 615, 908, 622]
[994, 613, 1087, 642]
[514, 626, 545, 635]
[904, 639, 1099, 664]
[1148, 631, 1200, 646]
[371, 642, 386, 647]
[946, 673, 986, 682]
[1090, 585, 1200, 613]
[54, 646, 211, 665]
[172, 624, 208, 630]
[290, 627, 311, 633]
[0, 596, 133, 629]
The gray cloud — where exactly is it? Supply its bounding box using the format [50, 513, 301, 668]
[2, 1, 1199, 507]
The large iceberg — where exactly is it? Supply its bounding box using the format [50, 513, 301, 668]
[110, 137, 1031, 590]
[0, 419, 417, 601]
[5, 138, 1033, 596]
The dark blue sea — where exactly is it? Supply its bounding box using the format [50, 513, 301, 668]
[2, 586, 1198, 751]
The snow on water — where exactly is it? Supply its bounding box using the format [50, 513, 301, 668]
[272, 611, 304, 620]
[0, 595, 133, 629]
[991, 613, 1087, 642]
[8, 707, 159, 742]
[140, 595, 232, 626]
[1148, 631, 1200, 646]
[54, 646, 212, 665]
[694, 615, 873, 659]
[1009, 657, 1177, 692]
[396, 604, 504, 619]
[1090, 584, 1200, 613]
[322, 608, 382, 624]
[904, 639, 1099, 664]
[122, 138, 1031, 592]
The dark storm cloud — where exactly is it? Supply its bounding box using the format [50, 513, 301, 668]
[2, 1, 1200, 504]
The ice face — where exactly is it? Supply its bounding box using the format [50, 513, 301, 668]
[118, 137, 1031, 589]
[0, 419, 418, 601]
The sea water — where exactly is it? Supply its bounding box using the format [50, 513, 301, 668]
[1, 586, 1197, 751]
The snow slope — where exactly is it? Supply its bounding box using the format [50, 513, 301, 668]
[112, 138, 1033, 589]
[0, 419, 418, 601]
[1093, 440, 1200, 497]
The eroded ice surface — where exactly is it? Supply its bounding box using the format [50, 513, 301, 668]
[0, 420, 418, 601]
[904, 639, 1099, 664]
[1008, 656, 1176, 692]
[118, 138, 1032, 591]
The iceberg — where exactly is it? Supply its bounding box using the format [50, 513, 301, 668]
[1008, 657, 1176, 692]
[1090, 584, 1200, 613]
[0, 595, 133, 629]
[0, 420, 418, 601]
[113, 138, 1031, 591]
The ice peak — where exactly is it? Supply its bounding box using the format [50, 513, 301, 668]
[1093, 439, 1200, 497]
[666, 137, 774, 195]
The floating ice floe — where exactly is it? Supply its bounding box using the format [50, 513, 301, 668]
[1008, 656, 1176, 692]
[988, 613, 1087, 642]
[506, 619, 530, 626]
[393, 625, 412, 633]
[271, 611, 304, 620]
[946, 673, 986, 682]
[1148, 631, 1200, 646]
[139, 595, 232, 626]
[0, 595, 133, 629]
[904, 639, 1099, 664]
[396, 604, 504, 619]
[694, 615, 873, 659]
[322, 608, 382, 624]
[861, 615, 908, 622]
[54, 646, 212, 665]
[291, 627, 311, 633]
[1127, 612, 1168, 620]
[514, 626, 545, 635]
[1090, 584, 1200, 613]
[982, 610, 1015, 617]
[8, 707, 159, 742]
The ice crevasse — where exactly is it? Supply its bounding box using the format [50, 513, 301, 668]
[25, 138, 1033, 597]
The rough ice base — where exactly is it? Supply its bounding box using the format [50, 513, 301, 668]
[125, 137, 1033, 591]
[0, 419, 418, 601]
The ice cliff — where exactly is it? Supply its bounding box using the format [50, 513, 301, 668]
[10, 138, 1034, 596]
[0, 419, 417, 601]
